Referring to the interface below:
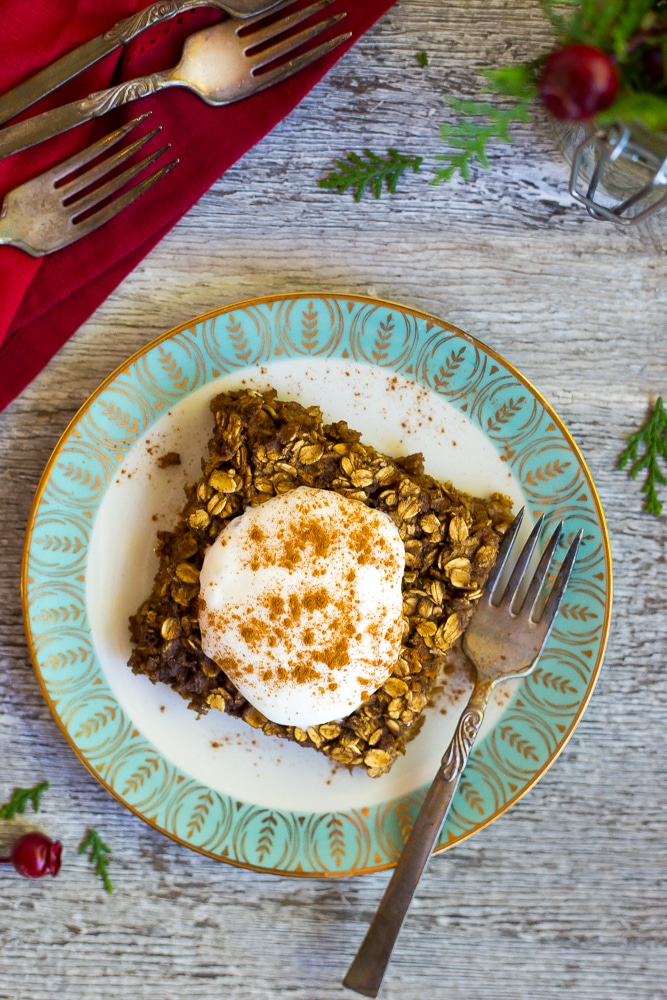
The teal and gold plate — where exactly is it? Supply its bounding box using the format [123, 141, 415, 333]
[22, 294, 612, 876]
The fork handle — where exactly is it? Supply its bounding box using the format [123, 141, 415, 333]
[0, 0, 197, 129]
[0, 0, 280, 129]
[0, 75, 173, 162]
[343, 680, 492, 998]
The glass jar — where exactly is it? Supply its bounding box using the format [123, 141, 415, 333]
[554, 119, 667, 224]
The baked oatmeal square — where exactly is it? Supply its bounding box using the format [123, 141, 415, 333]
[128, 387, 512, 777]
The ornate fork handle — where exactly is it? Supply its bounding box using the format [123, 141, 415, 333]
[104, 0, 284, 41]
[0, 75, 170, 162]
[78, 77, 165, 117]
[0, 5, 195, 129]
[104, 0, 206, 44]
[343, 680, 492, 998]
[438, 701, 485, 781]
[0, 0, 281, 128]
[104, 0, 285, 43]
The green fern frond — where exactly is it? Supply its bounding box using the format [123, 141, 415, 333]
[0, 782, 49, 820]
[618, 396, 667, 515]
[319, 148, 424, 201]
[79, 828, 113, 894]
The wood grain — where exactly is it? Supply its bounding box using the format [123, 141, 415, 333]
[1, 1, 667, 998]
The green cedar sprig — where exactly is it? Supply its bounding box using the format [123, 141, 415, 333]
[79, 828, 113, 894]
[319, 148, 424, 201]
[434, 66, 537, 183]
[481, 64, 541, 100]
[0, 782, 49, 820]
[618, 395, 667, 514]
[434, 97, 533, 182]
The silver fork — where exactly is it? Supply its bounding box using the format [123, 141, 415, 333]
[0, 114, 176, 256]
[344, 509, 583, 998]
[0, 1, 287, 129]
[0, 0, 350, 161]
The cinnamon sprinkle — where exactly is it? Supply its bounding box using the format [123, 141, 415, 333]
[196, 484, 408, 729]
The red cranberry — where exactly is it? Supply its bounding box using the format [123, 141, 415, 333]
[0, 832, 62, 878]
[539, 44, 619, 121]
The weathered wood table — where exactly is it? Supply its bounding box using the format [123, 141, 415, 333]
[1, 2, 666, 998]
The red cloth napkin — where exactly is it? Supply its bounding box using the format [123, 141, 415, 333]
[0, 0, 396, 411]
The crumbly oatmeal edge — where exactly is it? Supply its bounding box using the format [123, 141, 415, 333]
[128, 388, 513, 777]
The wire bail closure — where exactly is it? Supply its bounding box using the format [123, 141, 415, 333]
[569, 123, 667, 224]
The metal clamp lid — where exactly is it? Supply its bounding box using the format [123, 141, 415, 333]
[569, 123, 667, 224]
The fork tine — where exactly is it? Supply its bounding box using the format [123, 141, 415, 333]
[59, 126, 162, 200]
[483, 507, 524, 600]
[248, 30, 352, 90]
[49, 114, 153, 184]
[522, 520, 563, 620]
[240, 0, 336, 44]
[249, 13, 347, 71]
[68, 144, 172, 218]
[540, 529, 583, 626]
[500, 513, 545, 611]
[70, 158, 178, 238]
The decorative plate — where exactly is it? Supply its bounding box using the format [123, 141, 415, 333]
[22, 294, 612, 876]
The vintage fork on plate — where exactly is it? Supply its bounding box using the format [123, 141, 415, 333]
[344, 509, 583, 998]
[0, 0, 350, 160]
[0, 114, 176, 256]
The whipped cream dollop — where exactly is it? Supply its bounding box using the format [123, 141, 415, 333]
[198, 486, 406, 729]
